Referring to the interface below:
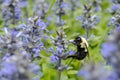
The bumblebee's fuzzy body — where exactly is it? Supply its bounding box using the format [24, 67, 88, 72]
[67, 36, 89, 60]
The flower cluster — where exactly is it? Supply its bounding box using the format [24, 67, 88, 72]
[1, 0, 27, 26]
[109, 0, 120, 14]
[48, 28, 67, 62]
[48, 28, 75, 70]
[33, 0, 49, 20]
[17, 16, 46, 61]
[0, 28, 41, 80]
[108, 0, 120, 34]
[0, 54, 41, 80]
[101, 29, 120, 79]
[76, 3, 100, 38]
[54, 0, 68, 26]
[0, 28, 23, 57]
[78, 63, 117, 80]
[108, 10, 120, 32]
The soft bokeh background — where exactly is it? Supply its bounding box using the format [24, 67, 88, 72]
[0, 0, 119, 80]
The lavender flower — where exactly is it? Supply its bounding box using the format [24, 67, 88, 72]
[101, 42, 117, 58]
[101, 29, 120, 79]
[36, 19, 46, 29]
[33, 0, 49, 19]
[53, 0, 68, 26]
[50, 55, 59, 62]
[17, 16, 46, 60]
[109, 0, 120, 14]
[0, 27, 42, 80]
[1, 0, 21, 26]
[76, 5, 100, 29]
[76, 4, 100, 38]
[0, 28, 23, 56]
[18, 0, 28, 8]
[48, 28, 74, 80]
[92, 0, 101, 12]
[0, 54, 41, 80]
[78, 63, 117, 80]
[49, 28, 68, 62]
[108, 12, 120, 31]
[1, 0, 28, 26]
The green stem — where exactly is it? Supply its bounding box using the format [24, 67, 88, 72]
[58, 58, 61, 80]
[44, 0, 56, 22]
[86, 29, 89, 39]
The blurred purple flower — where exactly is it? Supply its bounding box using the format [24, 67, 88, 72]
[78, 63, 114, 80]
[50, 55, 59, 62]
[17, 16, 47, 61]
[94, 6, 100, 12]
[101, 42, 117, 58]
[32, 48, 40, 58]
[1, 62, 17, 75]
[3, 0, 11, 5]
[110, 0, 114, 2]
[108, 73, 118, 80]
[76, 16, 84, 21]
[108, 17, 116, 27]
[0, 54, 42, 80]
[78, 69, 89, 77]
[0, 28, 23, 56]
[15, 7, 21, 20]
[18, 24, 27, 29]
[36, 19, 46, 29]
[28, 63, 41, 74]
[18, 0, 28, 8]
[109, 0, 120, 13]
[1, 0, 22, 25]
[60, 3, 70, 8]
[57, 45, 64, 54]
[2, 53, 11, 61]
[32, 42, 44, 58]
[76, 3, 100, 31]
[111, 4, 120, 11]
[116, 25, 120, 32]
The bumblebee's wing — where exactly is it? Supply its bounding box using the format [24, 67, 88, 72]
[81, 37, 89, 59]
[84, 43, 89, 59]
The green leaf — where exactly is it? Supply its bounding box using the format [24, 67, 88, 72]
[44, 0, 56, 22]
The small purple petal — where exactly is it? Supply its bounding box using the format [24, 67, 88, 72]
[28, 63, 40, 74]
[50, 55, 59, 62]
[2, 53, 11, 61]
[111, 4, 118, 11]
[36, 19, 46, 29]
[76, 16, 84, 21]
[116, 25, 120, 32]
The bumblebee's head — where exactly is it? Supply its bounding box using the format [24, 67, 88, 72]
[69, 36, 88, 47]
[69, 36, 82, 46]
[73, 36, 82, 46]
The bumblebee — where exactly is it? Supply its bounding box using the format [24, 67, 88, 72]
[67, 36, 89, 60]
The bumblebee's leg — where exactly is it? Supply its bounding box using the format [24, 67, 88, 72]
[67, 58, 74, 65]
[65, 58, 76, 67]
